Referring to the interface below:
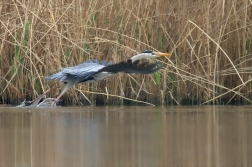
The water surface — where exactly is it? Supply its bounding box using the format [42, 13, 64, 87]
[0, 106, 252, 167]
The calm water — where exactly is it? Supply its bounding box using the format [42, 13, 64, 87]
[0, 106, 252, 167]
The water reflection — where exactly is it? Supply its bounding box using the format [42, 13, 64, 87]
[0, 106, 252, 167]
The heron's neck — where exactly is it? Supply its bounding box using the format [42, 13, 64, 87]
[130, 53, 152, 63]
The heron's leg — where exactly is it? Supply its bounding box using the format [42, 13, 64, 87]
[52, 82, 76, 106]
[23, 86, 58, 107]
[30, 86, 60, 104]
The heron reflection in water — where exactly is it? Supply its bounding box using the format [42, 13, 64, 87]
[22, 50, 170, 107]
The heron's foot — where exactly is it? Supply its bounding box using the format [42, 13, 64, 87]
[51, 99, 59, 107]
[51, 101, 56, 107]
[16, 97, 59, 108]
[16, 99, 32, 107]
[16, 96, 45, 108]
[36, 98, 57, 107]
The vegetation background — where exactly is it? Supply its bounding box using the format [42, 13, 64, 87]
[0, 0, 252, 105]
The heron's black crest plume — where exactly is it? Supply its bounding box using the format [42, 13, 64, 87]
[142, 50, 153, 54]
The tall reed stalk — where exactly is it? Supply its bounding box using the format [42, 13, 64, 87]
[0, 0, 252, 105]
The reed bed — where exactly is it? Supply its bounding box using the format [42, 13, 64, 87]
[0, 0, 252, 105]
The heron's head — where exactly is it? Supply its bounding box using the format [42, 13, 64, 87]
[130, 50, 171, 63]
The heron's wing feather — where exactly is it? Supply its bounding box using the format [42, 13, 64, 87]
[45, 71, 66, 81]
[46, 62, 106, 82]
[97, 59, 163, 74]
[62, 63, 104, 77]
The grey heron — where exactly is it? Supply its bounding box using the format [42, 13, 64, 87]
[45, 50, 170, 106]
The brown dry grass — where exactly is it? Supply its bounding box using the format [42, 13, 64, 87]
[0, 0, 252, 105]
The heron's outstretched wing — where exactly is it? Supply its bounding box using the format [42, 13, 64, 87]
[97, 59, 163, 74]
[45, 60, 112, 82]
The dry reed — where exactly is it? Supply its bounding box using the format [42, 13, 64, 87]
[0, 0, 252, 105]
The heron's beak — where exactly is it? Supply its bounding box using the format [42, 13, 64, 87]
[154, 51, 171, 57]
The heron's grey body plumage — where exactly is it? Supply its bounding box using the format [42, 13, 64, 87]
[44, 50, 170, 106]
[45, 59, 162, 84]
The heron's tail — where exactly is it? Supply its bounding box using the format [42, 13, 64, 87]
[97, 59, 163, 74]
